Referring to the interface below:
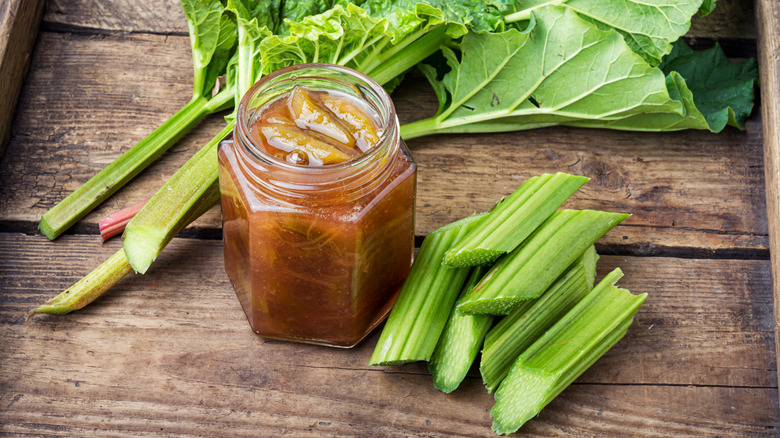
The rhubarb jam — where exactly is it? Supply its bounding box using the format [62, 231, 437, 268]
[218, 64, 416, 347]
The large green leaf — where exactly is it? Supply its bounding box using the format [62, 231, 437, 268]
[658, 39, 758, 131]
[401, 5, 757, 138]
[201, 14, 238, 97]
[403, 7, 689, 136]
[506, 0, 704, 66]
[569, 41, 758, 131]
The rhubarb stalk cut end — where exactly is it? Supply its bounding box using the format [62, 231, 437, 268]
[39, 216, 57, 240]
[123, 226, 167, 274]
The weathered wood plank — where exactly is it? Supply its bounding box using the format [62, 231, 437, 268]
[1, 233, 774, 389]
[688, 0, 756, 40]
[0, 233, 776, 435]
[0, 384, 776, 437]
[41, 0, 757, 42]
[44, 0, 187, 34]
[0, 31, 226, 234]
[0, 31, 767, 254]
[755, 0, 780, 406]
[0, 0, 45, 156]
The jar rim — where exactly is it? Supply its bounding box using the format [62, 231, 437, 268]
[235, 63, 398, 174]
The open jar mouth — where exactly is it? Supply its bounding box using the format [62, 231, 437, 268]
[235, 63, 398, 174]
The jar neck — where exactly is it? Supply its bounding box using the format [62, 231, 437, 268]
[232, 64, 401, 205]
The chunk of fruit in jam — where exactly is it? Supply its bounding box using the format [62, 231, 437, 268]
[320, 93, 381, 152]
[288, 86, 356, 148]
[255, 86, 382, 166]
[261, 124, 355, 166]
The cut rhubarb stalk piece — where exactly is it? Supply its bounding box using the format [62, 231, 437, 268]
[457, 209, 629, 315]
[480, 246, 598, 394]
[369, 213, 486, 366]
[490, 269, 646, 434]
[443, 172, 589, 267]
[428, 265, 493, 393]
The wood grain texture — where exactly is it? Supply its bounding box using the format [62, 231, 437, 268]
[0, 0, 45, 157]
[0, 233, 776, 436]
[688, 0, 756, 40]
[755, 0, 780, 405]
[0, 31, 767, 255]
[44, 0, 187, 34]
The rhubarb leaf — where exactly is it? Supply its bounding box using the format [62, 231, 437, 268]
[260, 1, 506, 86]
[490, 269, 646, 434]
[401, 5, 757, 138]
[225, 0, 275, 102]
[504, 0, 704, 66]
[658, 40, 759, 131]
[402, 6, 688, 138]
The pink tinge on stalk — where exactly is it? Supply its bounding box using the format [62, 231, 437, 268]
[99, 200, 148, 242]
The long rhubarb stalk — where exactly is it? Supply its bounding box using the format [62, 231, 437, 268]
[29, 182, 220, 318]
[38, 0, 238, 240]
[123, 123, 230, 274]
[38, 93, 228, 240]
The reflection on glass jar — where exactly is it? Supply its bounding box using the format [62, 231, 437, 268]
[218, 64, 416, 347]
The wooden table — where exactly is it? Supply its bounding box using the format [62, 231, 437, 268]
[1, 1, 776, 436]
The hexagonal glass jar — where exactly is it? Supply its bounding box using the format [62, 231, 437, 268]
[218, 64, 416, 347]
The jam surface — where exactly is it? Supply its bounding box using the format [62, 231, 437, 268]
[252, 86, 384, 166]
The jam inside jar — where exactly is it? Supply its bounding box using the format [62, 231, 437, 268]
[218, 64, 416, 347]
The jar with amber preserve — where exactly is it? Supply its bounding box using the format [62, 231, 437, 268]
[218, 64, 416, 347]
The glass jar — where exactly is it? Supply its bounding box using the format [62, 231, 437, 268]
[218, 64, 417, 348]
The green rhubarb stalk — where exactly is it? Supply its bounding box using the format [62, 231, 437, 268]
[39, 0, 238, 240]
[363, 25, 450, 86]
[480, 246, 598, 394]
[443, 172, 588, 267]
[457, 209, 628, 315]
[29, 180, 221, 318]
[123, 124, 231, 273]
[122, 0, 265, 274]
[490, 268, 646, 435]
[428, 265, 493, 393]
[27, 249, 133, 318]
[38, 92, 230, 240]
[370, 214, 485, 366]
